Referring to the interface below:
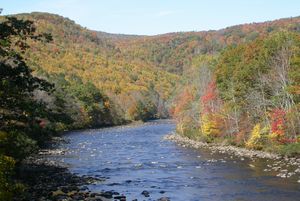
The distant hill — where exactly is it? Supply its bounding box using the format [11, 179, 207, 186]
[111, 16, 300, 74]
[17, 12, 300, 75]
[10, 12, 300, 123]
[12, 12, 179, 123]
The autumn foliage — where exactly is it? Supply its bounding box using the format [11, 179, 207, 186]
[173, 30, 300, 153]
[200, 80, 219, 114]
[269, 108, 286, 143]
[172, 87, 194, 119]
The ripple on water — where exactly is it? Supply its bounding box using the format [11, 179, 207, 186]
[48, 121, 300, 201]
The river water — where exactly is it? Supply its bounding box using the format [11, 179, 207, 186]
[49, 120, 300, 201]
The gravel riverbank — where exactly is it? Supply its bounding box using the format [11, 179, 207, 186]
[164, 133, 300, 182]
[14, 134, 171, 201]
[13, 137, 128, 201]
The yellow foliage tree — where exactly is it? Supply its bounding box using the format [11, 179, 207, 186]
[246, 124, 265, 150]
[201, 114, 221, 138]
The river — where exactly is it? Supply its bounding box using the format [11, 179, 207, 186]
[48, 120, 300, 201]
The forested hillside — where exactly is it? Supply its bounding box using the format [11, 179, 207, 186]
[7, 12, 300, 146]
[112, 16, 300, 74]
[17, 12, 179, 127]
[171, 29, 300, 155]
[2, 12, 300, 149]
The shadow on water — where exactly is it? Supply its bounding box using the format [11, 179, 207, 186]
[46, 120, 300, 201]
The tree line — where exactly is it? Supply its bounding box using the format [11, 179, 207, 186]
[172, 31, 300, 155]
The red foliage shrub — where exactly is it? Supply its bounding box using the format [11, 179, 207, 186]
[270, 108, 289, 144]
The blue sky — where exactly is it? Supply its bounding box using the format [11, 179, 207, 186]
[1, 0, 300, 35]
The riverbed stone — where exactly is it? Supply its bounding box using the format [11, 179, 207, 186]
[100, 191, 113, 198]
[157, 197, 170, 201]
[114, 195, 126, 200]
[52, 189, 65, 196]
[141, 190, 150, 197]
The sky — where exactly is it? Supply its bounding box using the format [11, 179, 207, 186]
[1, 0, 300, 35]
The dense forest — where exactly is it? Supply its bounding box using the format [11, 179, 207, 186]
[172, 31, 300, 153]
[0, 12, 300, 199]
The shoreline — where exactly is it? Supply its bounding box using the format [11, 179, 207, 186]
[15, 120, 173, 201]
[164, 133, 281, 159]
[14, 131, 130, 201]
[14, 148, 127, 201]
[61, 119, 174, 136]
[164, 133, 300, 182]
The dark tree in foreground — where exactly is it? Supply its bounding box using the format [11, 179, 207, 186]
[0, 15, 53, 130]
[0, 14, 52, 200]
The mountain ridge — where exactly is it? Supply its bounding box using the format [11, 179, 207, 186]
[6, 11, 300, 124]
[13, 12, 300, 38]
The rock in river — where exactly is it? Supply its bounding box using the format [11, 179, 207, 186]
[157, 197, 170, 201]
[141, 190, 150, 197]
